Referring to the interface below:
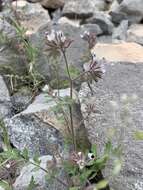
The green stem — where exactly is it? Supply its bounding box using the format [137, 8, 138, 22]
[61, 49, 76, 150]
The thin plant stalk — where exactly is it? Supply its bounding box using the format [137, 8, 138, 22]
[61, 49, 76, 150]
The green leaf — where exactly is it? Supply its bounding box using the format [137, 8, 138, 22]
[95, 180, 108, 190]
[0, 119, 11, 150]
[27, 176, 37, 190]
[33, 152, 41, 165]
[134, 131, 143, 140]
[0, 180, 12, 190]
[69, 187, 79, 190]
[91, 144, 97, 156]
[21, 148, 29, 161]
[68, 65, 80, 79]
[112, 159, 122, 175]
[105, 141, 112, 154]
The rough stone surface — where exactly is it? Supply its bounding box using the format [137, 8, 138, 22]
[110, 0, 143, 24]
[112, 20, 128, 40]
[11, 87, 33, 113]
[92, 42, 143, 63]
[12, 0, 51, 35]
[79, 61, 143, 190]
[19, 88, 90, 150]
[14, 155, 68, 190]
[0, 17, 28, 76]
[58, 16, 81, 27]
[6, 113, 64, 156]
[127, 24, 143, 45]
[85, 11, 114, 35]
[62, 0, 94, 19]
[40, 0, 65, 9]
[0, 75, 11, 118]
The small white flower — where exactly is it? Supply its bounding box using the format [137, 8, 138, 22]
[77, 160, 85, 170]
[92, 53, 96, 62]
[46, 30, 56, 42]
[5, 164, 11, 168]
[120, 94, 128, 103]
[42, 84, 49, 92]
[110, 101, 118, 110]
[88, 153, 95, 160]
[57, 30, 66, 43]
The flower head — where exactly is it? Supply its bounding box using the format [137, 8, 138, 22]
[81, 31, 96, 49]
[70, 151, 86, 170]
[86, 53, 106, 82]
[45, 29, 73, 51]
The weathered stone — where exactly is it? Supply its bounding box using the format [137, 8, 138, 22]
[0, 75, 11, 118]
[19, 88, 90, 150]
[0, 17, 16, 40]
[41, 0, 65, 9]
[58, 17, 81, 27]
[62, 0, 93, 19]
[79, 60, 143, 190]
[92, 42, 143, 63]
[81, 24, 103, 36]
[62, 0, 108, 19]
[6, 113, 64, 156]
[14, 155, 68, 190]
[0, 17, 28, 76]
[112, 20, 128, 40]
[12, 0, 51, 35]
[127, 24, 143, 45]
[11, 87, 33, 113]
[110, 0, 143, 24]
[85, 11, 114, 35]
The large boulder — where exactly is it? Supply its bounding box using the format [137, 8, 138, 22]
[0, 15, 27, 76]
[110, 0, 143, 24]
[62, 0, 106, 19]
[14, 155, 68, 190]
[127, 24, 143, 45]
[12, 0, 51, 35]
[15, 88, 90, 150]
[112, 20, 129, 40]
[6, 113, 64, 156]
[85, 11, 114, 35]
[92, 42, 143, 63]
[79, 42, 143, 189]
[27, 0, 65, 9]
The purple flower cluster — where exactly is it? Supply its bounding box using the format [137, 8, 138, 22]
[46, 30, 73, 51]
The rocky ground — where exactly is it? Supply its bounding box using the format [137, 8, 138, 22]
[0, 0, 143, 190]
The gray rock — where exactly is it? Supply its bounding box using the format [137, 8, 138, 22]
[0, 75, 11, 118]
[110, 0, 143, 24]
[0, 17, 28, 76]
[62, 0, 94, 19]
[79, 61, 143, 190]
[14, 155, 68, 190]
[0, 17, 16, 40]
[40, 0, 65, 9]
[62, 0, 108, 19]
[85, 11, 114, 35]
[81, 24, 103, 36]
[11, 87, 33, 113]
[6, 114, 64, 156]
[127, 24, 143, 45]
[11, 0, 51, 35]
[19, 88, 90, 151]
[112, 20, 129, 40]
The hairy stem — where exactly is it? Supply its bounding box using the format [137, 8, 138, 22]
[61, 49, 76, 150]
